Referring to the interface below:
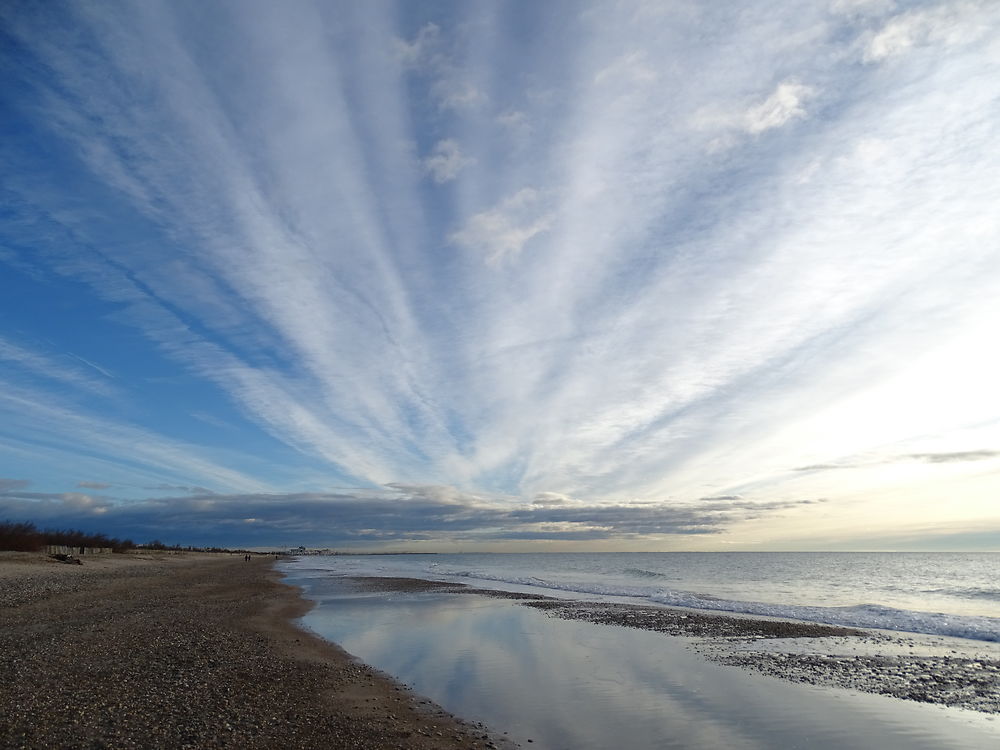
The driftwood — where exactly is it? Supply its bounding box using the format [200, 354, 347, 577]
[49, 554, 83, 565]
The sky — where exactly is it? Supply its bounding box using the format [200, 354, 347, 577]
[1, 0, 999, 551]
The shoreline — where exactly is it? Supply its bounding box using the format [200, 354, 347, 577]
[333, 574, 1000, 714]
[0, 552, 507, 749]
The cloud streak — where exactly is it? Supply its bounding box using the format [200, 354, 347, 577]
[795, 450, 1000, 472]
[449, 188, 554, 264]
[0, 483, 824, 545]
[742, 81, 815, 134]
[423, 139, 474, 184]
[2, 0, 999, 547]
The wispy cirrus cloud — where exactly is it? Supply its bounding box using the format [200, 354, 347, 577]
[0, 478, 32, 493]
[2, 0, 999, 548]
[742, 81, 816, 134]
[449, 188, 554, 264]
[796, 450, 1000, 472]
[694, 79, 817, 151]
[0, 378, 273, 494]
[422, 139, 474, 184]
[396, 20, 484, 110]
[863, 0, 995, 62]
[593, 51, 659, 87]
[909, 450, 1000, 464]
[0, 336, 116, 397]
[145, 484, 217, 495]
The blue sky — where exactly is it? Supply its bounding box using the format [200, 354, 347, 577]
[1, 0, 999, 550]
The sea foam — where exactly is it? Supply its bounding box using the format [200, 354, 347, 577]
[286, 552, 1000, 643]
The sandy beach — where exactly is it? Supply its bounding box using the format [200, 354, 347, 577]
[0, 552, 503, 749]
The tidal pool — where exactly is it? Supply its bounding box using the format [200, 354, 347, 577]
[290, 575, 999, 750]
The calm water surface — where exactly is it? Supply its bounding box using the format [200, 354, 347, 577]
[288, 573, 1000, 750]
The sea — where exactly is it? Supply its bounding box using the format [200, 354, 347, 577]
[283, 551, 1000, 642]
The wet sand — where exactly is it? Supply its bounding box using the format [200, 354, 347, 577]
[0, 552, 505, 749]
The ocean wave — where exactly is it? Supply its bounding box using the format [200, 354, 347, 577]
[622, 567, 668, 579]
[284, 556, 1000, 643]
[437, 569, 1000, 642]
[646, 592, 1000, 643]
[965, 589, 1000, 601]
[939, 587, 1000, 602]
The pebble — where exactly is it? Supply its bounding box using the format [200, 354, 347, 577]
[523, 598, 999, 714]
[0, 557, 511, 749]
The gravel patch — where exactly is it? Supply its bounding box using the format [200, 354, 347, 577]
[520, 599, 1000, 713]
[0, 564, 155, 609]
[708, 651, 1000, 713]
[524, 600, 863, 638]
[0, 557, 511, 749]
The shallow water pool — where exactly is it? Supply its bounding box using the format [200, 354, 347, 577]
[290, 576, 999, 750]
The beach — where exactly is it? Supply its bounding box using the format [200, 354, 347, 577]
[3, 551, 999, 749]
[0, 552, 503, 749]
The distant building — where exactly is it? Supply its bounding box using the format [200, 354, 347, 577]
[287, 546, 335, 556]
[45, 545, 112, 555]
